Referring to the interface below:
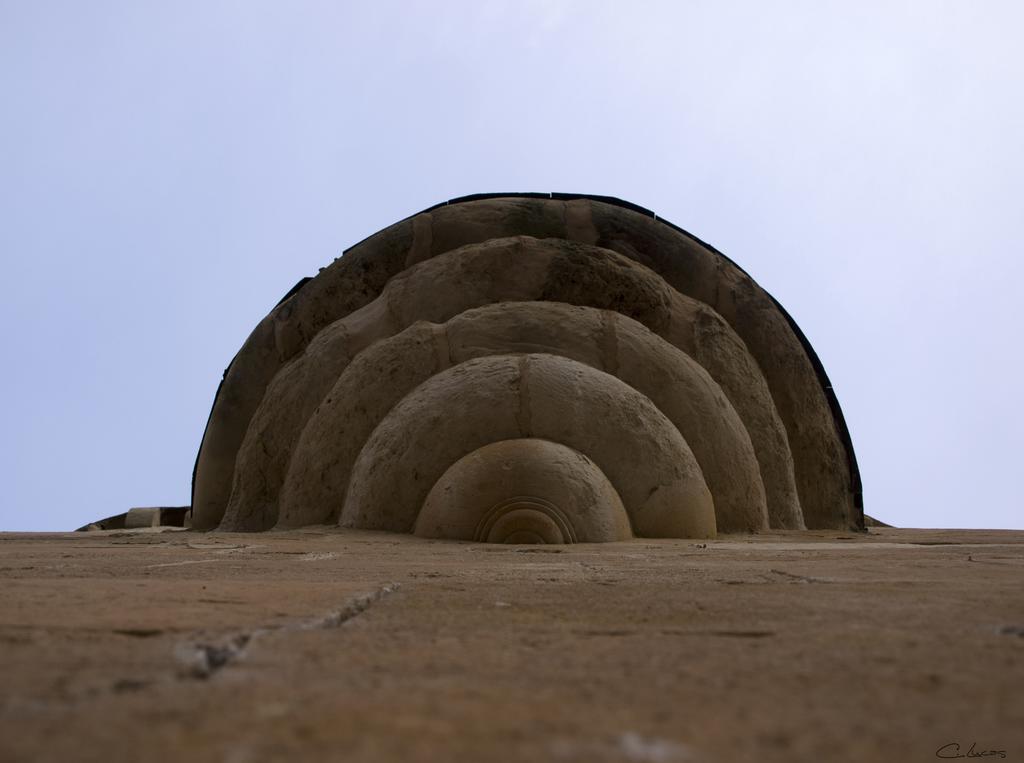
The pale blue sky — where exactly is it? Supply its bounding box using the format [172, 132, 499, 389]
[2, 1, 1021, 531]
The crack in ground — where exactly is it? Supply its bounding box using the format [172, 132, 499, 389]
[176, 583, 400, 679]
[769, 568, 832, 584]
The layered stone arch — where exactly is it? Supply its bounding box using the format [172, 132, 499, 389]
[340, 354, 717, 540]
[414, 439, 633, 543]
[268, 302, 765, 534]
[219, 239, 797, 532]
[194, 193, 861, 539]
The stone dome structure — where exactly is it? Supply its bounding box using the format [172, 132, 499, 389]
[191, 193, 861, 540]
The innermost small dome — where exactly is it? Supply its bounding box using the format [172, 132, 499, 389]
[474, 497, 576, 544]
[413, 438, 632, 543]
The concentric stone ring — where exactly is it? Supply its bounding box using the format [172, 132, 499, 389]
[191, 193, 862, 539]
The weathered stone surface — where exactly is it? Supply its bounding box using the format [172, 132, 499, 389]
[414, 439, 632, 543]
[191, 218, 415, 529]
[340, 354, 716, 539]
[277, 324, 447, 529]
[227, 244, 789, 533]
[2, 528, 1021, 762]
[193, 194, 859, 538]
[448, 303, 766, 531]
[124, 507, 160, 529]
[276, 303, 761, 534]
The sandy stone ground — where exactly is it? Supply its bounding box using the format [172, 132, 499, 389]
[0, 527, 1021, 762]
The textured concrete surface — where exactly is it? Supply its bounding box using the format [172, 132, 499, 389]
[1, 528, 1021, 762]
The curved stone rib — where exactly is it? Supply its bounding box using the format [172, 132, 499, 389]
[670, 294, 803, 529]
[415, 439, 632, 543]
[277, 302, 764, 533]
[447, 303, 767, 532]
[219, 297, 399, 531]
[195, 195, 854, 531]
[224, 237, 797, 531]
[572, 200, 854, 528]
[190, 219, 416, 529]
[340, 354, 716, 539]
